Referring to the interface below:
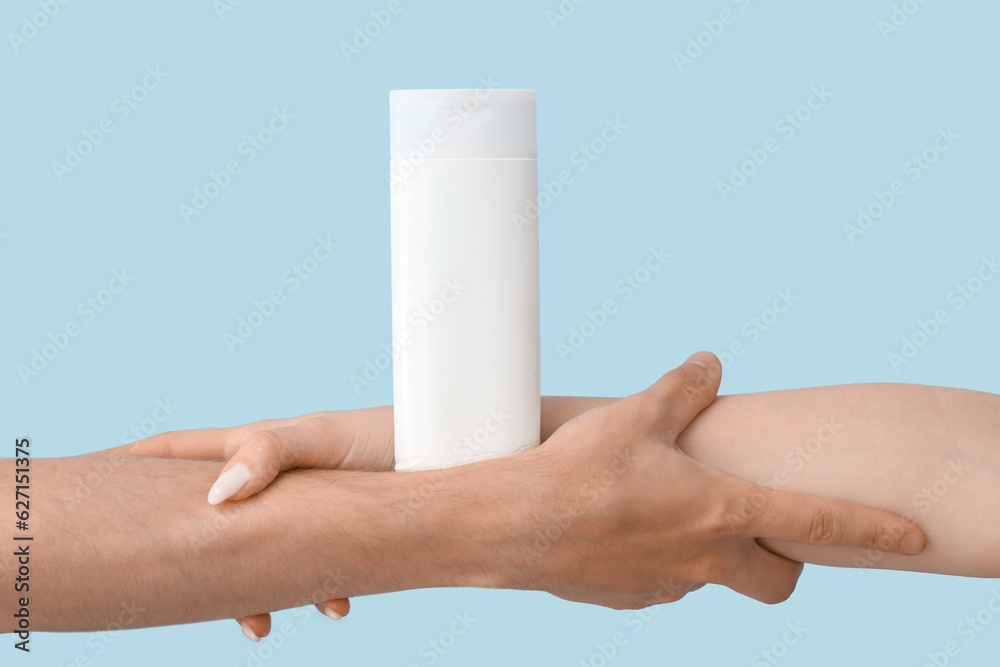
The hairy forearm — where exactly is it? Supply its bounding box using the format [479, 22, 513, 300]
[548, 384, 1000, 576]
[0, 456, 512, 632]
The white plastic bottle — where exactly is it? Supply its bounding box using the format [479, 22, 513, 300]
[389, 88, 540, 471]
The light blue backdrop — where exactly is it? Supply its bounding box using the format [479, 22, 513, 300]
[3, 0, 999, 665]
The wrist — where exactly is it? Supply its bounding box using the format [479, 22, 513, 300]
[406, 458, 533, 591]
[385, 451, 548, 593]
[295, 463, 520, 597]
[443, 451, 552, 592]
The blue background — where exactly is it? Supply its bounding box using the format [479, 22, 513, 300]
[3, 0, 999, 665]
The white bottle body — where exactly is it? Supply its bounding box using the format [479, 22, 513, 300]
[389, 90, 540, 471]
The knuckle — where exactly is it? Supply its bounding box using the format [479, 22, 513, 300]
[140, 432, 173, 457]
[713, 496, 743, 535]
[687, 562, 720, 587]
[275, 440, 300, 468]
[862, 519, 894, 553]
[649, 577, 694, 605]
[127, 432, 164, 455]
[805, 507, 842, 546]
[638, 364, 715, 419]
[873, 524, 898, 552]
[671, 364, 715, 402]
[111, 442, 137, 457]
[621, 392, 661, 428]
[684, 552, 728, 585]
[657, 593, 683, 605]
[243, 431, 283, 477]
[710, 489, 760, 537]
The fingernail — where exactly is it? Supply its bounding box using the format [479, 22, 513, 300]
[208, 463, 252, 505]
[239, 620, 260, 642]
[323, 606, 343, 621]
[901, 531, 925, 555]
[686, 351, 721, 378]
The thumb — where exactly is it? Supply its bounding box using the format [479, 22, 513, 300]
[207, 428, 298, 504]
[633, 351, 723, 439]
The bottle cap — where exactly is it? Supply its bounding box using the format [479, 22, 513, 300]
[390, 88, 536, 160]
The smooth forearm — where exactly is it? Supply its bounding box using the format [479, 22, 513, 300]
[0, 456, 510, 632]
[547, 384, 1000, 576]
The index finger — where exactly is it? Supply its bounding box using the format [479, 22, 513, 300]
[735, 483, 926, 556]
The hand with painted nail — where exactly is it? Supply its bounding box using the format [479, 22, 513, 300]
[90, 406, 395, 640]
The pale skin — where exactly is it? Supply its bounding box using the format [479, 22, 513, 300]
[5, 352, 993, 638]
